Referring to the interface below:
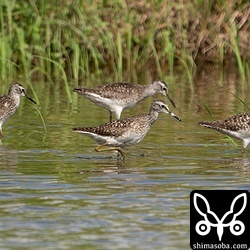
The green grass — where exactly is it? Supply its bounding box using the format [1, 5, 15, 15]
[201, 100, 213, 117]
[228, 24, 246, 82]
[0, 0, 249, 84]
[31, 103, 47, 139]
[228, 91, 250, 111]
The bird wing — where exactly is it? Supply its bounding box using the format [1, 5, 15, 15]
[199, 113, 250, 131]
[78, 82, 142, 99]
[74, 115, 146, 137]
[222, 113, 250, 131]
[0, 96, 14, 118]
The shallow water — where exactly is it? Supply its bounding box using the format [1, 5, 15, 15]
[0, 65, 249, 249]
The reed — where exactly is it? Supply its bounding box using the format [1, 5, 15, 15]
[31, 104, 47, 137]
[151, 40, 163, 79]
[228, 91, 250, 111]
[226, 136, 238, 147]
[201, 100, 213, 117]
[117, 33, 123, 81]
[228, 24, 246, 82]
[0, 0, 248, 83]
[34, 55, 73, 103]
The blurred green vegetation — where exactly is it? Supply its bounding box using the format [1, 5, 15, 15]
[0, 0, 249, 82]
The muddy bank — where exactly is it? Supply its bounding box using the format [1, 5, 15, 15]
[126, 1, 249, 63]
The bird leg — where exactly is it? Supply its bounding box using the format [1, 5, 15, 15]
[242, 147, 246, 155]
[109, 111, 113, 122]
[95, 144, 125, 161]
[242, 140, 249, 155]
[116, 150, 125, 162]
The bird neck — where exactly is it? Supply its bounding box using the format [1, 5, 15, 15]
[8, 92, 21, 107]
[148, 110, 159, 125]
[142, 84, 157, 97]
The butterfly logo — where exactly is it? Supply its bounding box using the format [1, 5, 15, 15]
[193, 193, 247, 241]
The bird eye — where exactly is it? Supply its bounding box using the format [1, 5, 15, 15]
[162, 87, 167, 91]
[161, 105, 165, 108]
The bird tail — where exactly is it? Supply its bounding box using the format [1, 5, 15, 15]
[72, 127, 85, 133]
[198, 121, 215, 129]
[73, 87, 87, 94]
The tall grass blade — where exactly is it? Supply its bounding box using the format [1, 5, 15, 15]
[226, 136, 238, 146]
[117, 33, 123, 81]
[201, 100, 213, 117]
[34, 55, 73, 103]
[151, 40, 163, 78]
[228, 91, 250, 111]
[30, 104, 47, 141]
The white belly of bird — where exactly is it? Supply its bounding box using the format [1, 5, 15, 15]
[86, 129, 148, 148]
[118, 129, 148, 147]
[88, 94, 118, 108]
[223, 128, 250, 140]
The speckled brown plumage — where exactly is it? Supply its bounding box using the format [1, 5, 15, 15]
[73, 80, 175, 121]
[73, 99, 181, 160]
[75, 82, 144, 100]
[0, 82, 36, 137]
[199, 112, 250, 151]
[199, 113, 250, 132]
[73, 114, 155, 138]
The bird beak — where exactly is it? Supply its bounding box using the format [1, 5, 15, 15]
[166, 93, 176, 108]
[25, 93, 36, 104]
[163, 105, 181, 122]
[170, 112, 181, 121]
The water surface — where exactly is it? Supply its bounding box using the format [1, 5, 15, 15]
[0, 66, 249, 249]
